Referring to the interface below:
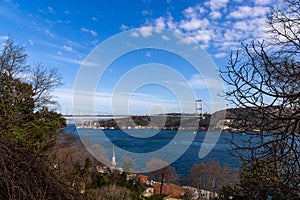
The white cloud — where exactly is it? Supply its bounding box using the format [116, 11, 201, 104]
[130, 31, 139, 37]
[204, 0, 229, 10]
[182, 4, 205, 19]
[54, 88, 190, 115]
[254, 0, 272, 5]
[232, 17, 268, 40]
[38, 9, 44, 13]
[179, 30, 214, 45]
[189, 74, 223, 89]
[214, 52, 227, 58]
[91, 39, 99, 46]
[46, 19, 63, 26]
[145, 51, 151, 57]
[229, 6, 268, 19]
[155, 17, 165, 29]
[63, 45, 73, 52]
[223, 28, 243, 41]
[192, 29, 213, 43]
[80, 27, 98, 37]
[0, 35, 9, 40]
[64, 10, 71, 15]
[139, 27, 153, 37]
[57, 51, 62, 55]
[142, 10, 152, 16]
[28, 39, 34, 45]
[217, 41, 240, 51]
[51, 56, 85, 66]
[92, 17, 98, 22]
[38, 40, 62, 49]
[189, 74, 207, 89]
[183, 6, 195, 17]
[89, 30, 97, 37]
[179, 18, 209, 31]
[162, 35, 169, 41]
[45, 29, 55, 37]
[166, 14, 177, 30]
[48, 6, 55, 14]
[234, 20, 249, 31]
[210, 10, 221, 19]
[180, 36, 194, 44]
[120, 24, 129, 31]
[139, 0, 273, 55]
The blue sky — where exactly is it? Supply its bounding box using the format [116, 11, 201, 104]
[0, 0, 277, 114]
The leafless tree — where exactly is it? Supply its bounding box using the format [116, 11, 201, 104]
[121, 156, 135, 173]
[89, 184, 131, 200]
[189, 160, 238, 193]
[222, 0, 300, 198]
[29, 64, 63, 110]
[0, 135, 76, 200]
[0, 38, 63, 110]
[0, 38, 28, 77]
[146, 158, 179, 194]
[50, 132, 103, 194]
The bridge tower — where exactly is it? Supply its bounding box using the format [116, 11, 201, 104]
[195, 99, 203, 117]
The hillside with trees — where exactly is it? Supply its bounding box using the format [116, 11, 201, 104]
[0, 39, 71, 199]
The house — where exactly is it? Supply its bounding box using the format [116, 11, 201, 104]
[182, 186, 218, 200]
[127, 174, 150, 185]
[96, 163, 110, 174]
[142, 187, 154, 197]
[136, 174, 150, 185]
[151, 183, 188, 198]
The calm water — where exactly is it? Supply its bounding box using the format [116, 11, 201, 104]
[65, 125, 242, 178]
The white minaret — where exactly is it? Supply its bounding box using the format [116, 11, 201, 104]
[111, 145, 116, 169]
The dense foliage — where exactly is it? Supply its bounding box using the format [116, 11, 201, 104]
[0, 136, 72, 200]
[0, 39, 70, 199]
[0, 39, 65, 152]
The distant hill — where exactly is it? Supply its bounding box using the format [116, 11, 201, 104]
[77, 107, 282, 132]
[92, 114, 212, 130]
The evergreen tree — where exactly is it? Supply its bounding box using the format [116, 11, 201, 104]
[0, 39, 65, 152]
[0, 39, 72, 199]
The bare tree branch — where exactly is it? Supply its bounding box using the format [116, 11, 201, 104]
[221, 0, 300, 198]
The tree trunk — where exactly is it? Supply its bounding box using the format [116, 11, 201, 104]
[160, 173, 164, 194]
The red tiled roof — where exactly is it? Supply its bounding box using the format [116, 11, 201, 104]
[152, 183, 187, 198]
[137, 174, 148, 184]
